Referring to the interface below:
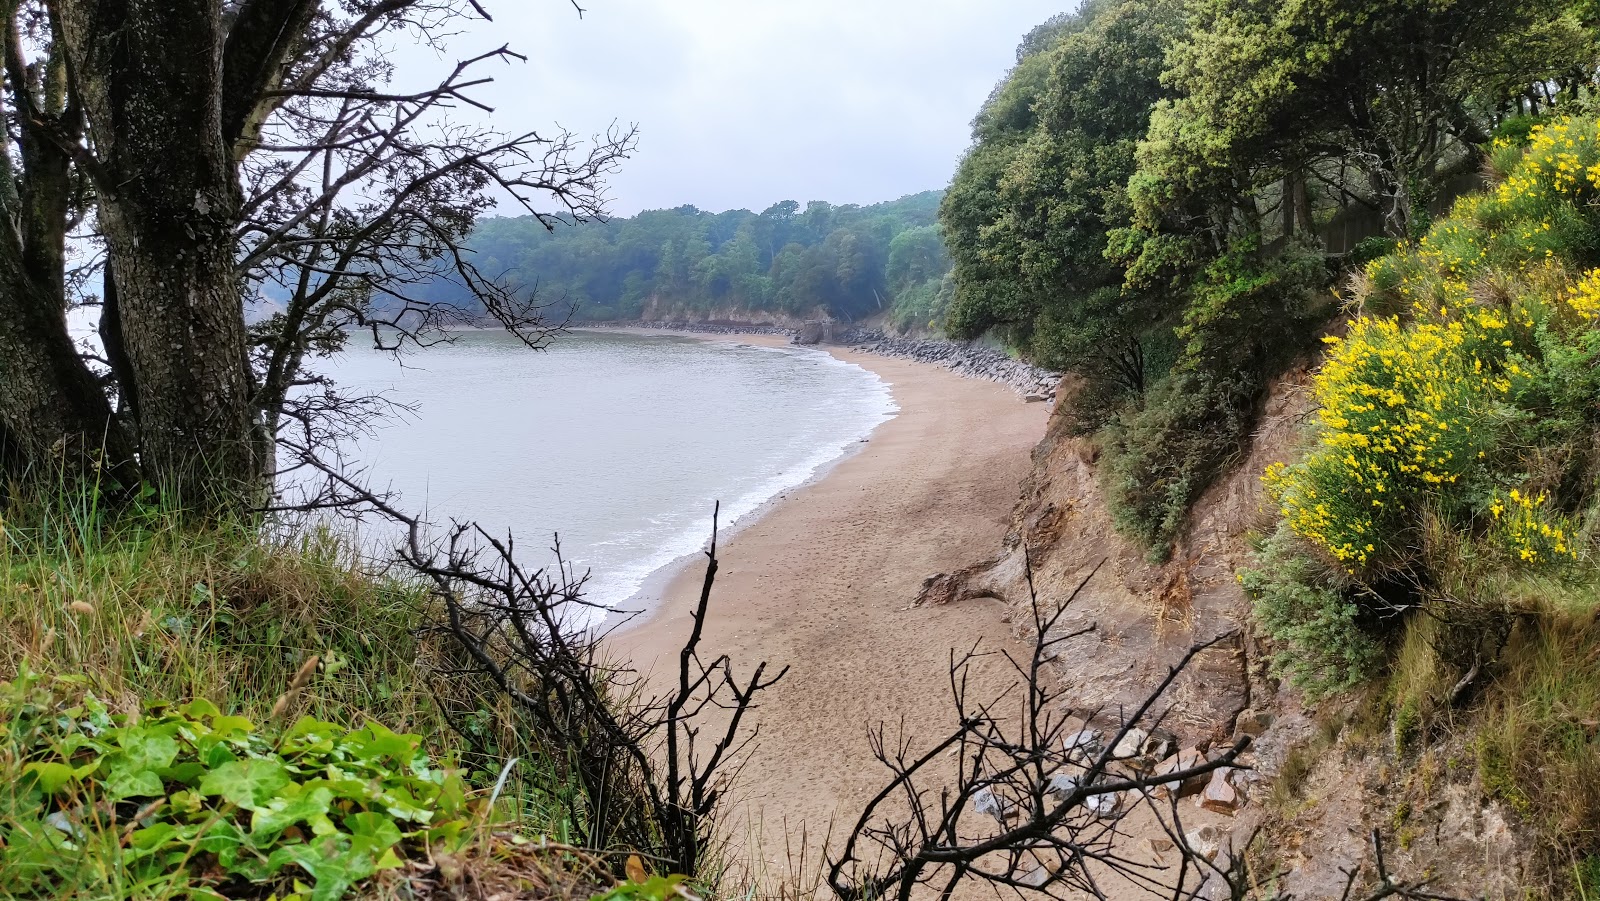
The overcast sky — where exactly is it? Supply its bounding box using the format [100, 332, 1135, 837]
[391, 1, 1074, 217]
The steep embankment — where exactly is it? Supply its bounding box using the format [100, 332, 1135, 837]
[928, 366, 1534, 896]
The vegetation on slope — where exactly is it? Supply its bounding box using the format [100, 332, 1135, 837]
[0, 497, 595, 899]
[1246, 114, 1600, 892]
[942, 0, 1597, 555]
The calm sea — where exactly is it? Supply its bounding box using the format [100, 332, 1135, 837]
[317, 330, 896, 609]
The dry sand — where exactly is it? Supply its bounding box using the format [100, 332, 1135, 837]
[609, 336, 1051, 873]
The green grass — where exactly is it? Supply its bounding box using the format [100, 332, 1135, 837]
[0, 493, 587, 899]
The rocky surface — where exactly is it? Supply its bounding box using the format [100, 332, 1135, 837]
[841, 329, 1062, 399]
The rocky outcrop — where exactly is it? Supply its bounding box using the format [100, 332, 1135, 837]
[843, 331, 1062, 399]
[916, 369, 1318, 747]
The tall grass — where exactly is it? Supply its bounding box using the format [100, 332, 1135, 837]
[0, 496, 435, 730]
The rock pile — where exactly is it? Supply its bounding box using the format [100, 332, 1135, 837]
[843, 330, 1062, 400]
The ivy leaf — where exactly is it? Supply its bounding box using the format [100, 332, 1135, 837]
[21, 762, 76, 794]
[252, 786, 335, 837]
[104, 765, 164, 799]
[343, 811, 402, 851]
[178, 698, 222, 719]
[200, 758, 291, 810]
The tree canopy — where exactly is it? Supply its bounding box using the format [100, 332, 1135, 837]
[409, 192, 952, 328]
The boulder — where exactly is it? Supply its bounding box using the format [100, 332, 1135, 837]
[1184, 824, 1224, 861]
[1086, 789, 1125, 819]
[1199, 768, 1241, 815]
[1233, 708, 1274, 737]
[1047, 772, 1081, 803]
[1153, 747, 1209, 799]
[972, 786, 1016, 824]
[1111, 727, 1149, 760]
[1062, 728, 1102, 764]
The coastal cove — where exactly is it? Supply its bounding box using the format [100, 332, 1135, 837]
[314, 330, 898, 613]
[609, 334, 1053, 864]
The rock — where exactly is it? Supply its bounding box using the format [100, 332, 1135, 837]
[1048, 772, 1081, 803]
[1023, 393, 1049, 403]
[1017, 866, 1051, 888]
[1062, 728, 1102, 763]
[1149, 837, 1175, 855]
[972, 786, 1016, 824]
[1086, 789, 1125, 819]
[1233, 708, 1274, 737]
[1184, 824, 1224, 861]
[1199, 768, 1240, 815]
[1143, 729, 1178, 761]
[1154, 747, 1209, 799]
[1111, 727, 1149, 760]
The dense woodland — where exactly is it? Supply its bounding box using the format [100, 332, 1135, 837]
[412, 192, 952, 328]
[943, 0, 1600, 548]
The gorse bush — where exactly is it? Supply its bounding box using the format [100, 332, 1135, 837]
[0, 672, 475, 901]
[1268, 115, 1600, 580]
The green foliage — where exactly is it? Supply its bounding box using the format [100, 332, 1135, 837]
[1100, 242, 1325, 552]
[1268, 118, 1600, 580]
[412, 192, 948, 323]
[1239, 525, 1383, 698]
[943, 0, 1177, 381]
[1101, 367, 1256, 554]
[0, 672, 474, 901]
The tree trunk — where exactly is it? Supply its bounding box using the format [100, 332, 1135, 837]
[56, 0, 264, 513]
[0, 229, 138, 489]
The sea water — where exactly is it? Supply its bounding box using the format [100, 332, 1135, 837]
[316, 330, 896, 610]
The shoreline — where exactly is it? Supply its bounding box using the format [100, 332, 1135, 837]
[605, 334, 1051, 865]
[595, 330, 887, 635]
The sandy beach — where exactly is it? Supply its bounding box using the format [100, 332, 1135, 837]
[609, 336, 1051, 873]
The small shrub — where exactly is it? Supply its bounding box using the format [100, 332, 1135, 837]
[0, 671, 477, 900]
[1239, 524, 1383, 698]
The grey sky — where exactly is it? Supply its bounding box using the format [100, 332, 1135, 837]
[392, 1, 1072, 217]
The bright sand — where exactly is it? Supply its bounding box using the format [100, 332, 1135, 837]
[609, 336, 1051, 873]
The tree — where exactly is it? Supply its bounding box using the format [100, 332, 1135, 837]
[942, 0, 1178, 396]
[0, 0, 634, 516]
[1120, 0, 1597, 276]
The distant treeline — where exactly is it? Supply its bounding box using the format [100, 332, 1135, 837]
[416, 191, 953, 328]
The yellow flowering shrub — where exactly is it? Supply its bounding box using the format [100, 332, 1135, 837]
[1488, 488, 1578, 564]
[1269, 115, 1600, 575]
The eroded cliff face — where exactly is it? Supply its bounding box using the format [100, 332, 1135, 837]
[926, 367, 1535, 898]
[925, 368, 1317, 746]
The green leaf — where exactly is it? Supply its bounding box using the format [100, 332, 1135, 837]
[21, 761, 76, 794]
[343, 811, 402, 850]
[104, 764, 165, 799]
[211, 715, 254, 738]
[127, 822, 180, 852]
[252, 786, 335, 837]
[200, 758, 291, 810]
[178, 698, 222, 719]
[118, 726, 180, 770]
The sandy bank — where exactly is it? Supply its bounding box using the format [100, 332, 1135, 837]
[609, 338, 1050, 870]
